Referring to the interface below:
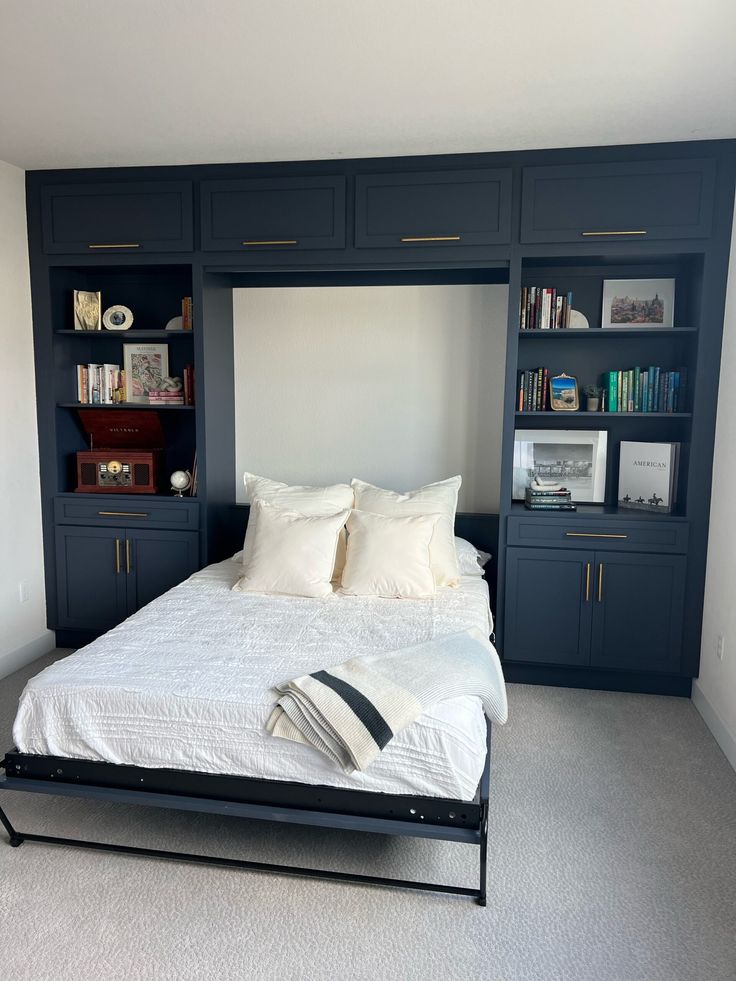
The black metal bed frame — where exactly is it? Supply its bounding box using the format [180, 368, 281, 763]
[0, 720, 492, 905]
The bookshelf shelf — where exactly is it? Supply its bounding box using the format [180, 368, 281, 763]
[507, 502, 688, 522]
[514, 411, 691, 419]
[517, 327, 698, 339]
[55, 330, 193, 339]
[58, 402, 195, 411]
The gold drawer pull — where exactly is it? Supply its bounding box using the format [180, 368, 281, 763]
[88, 243, 141, 249]
[565, 532, 628, 539]
[581, 230, 647, 237]
[400, 235, 461, 243]
[125, 539, 132, 574]
[242, 239, 298, 246]
[98, 511, 149, 518]
[584, 562, 591, 603]
[115, 538, 121, 575]
[598, 563, 604, 602]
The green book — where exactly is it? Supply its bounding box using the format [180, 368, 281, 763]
[633, 366, 641, 412]
[604, 371, 617, 412]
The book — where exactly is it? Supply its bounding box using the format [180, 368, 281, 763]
[182, 296, 193, 331]
[618, 441, 680, 513]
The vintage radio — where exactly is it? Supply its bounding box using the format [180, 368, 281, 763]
[75, 409, 163, 494]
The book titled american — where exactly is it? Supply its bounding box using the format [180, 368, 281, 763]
[618, 441, 680, 513]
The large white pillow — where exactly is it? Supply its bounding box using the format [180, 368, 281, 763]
[233, 501, 350, 598]
[242, 473, 354, 579]
[340, 510, 439, 599]
[350, 476, 461, 587]
[455, 537, 492, 577]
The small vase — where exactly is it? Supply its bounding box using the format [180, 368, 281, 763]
[586, 397, 600, 412]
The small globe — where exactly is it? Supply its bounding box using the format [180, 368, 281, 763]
[170, 470, 191, 494]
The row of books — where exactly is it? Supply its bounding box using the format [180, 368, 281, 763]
[524, 487, 576, 512]
[76, 364, 125, 404]
[602, 367, 687, 413]
[517, 367, 549, 412]
[519, 287, 574, 330]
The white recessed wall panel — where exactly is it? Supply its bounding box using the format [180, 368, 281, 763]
[233, 285, 507, 512]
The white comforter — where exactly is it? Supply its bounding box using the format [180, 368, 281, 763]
[14, 557, 495, 801]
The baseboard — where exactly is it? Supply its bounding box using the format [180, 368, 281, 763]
[0, 630, 55, 681]
[692, 681, 736, 772]
[502, 661, 692, 696]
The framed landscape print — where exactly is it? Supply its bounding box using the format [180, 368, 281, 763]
[123, 343, 169, 403]
[513, 429, 608, 502]
[602, 278, 675, 329]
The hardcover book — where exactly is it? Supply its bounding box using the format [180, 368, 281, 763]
[618, 441, 680, 513]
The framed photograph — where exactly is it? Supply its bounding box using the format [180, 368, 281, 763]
[513, 429, 608, 503]
[602, 278, 675, 329]
[73, 290, 102, 331]
[123, 343, 169, 404]
[549, 373, 579, 411]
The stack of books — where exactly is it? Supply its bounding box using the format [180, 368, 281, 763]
[519, 287, 574, 330]
[602, 366, 687, 413]
[524, 486, 576, 511]
[148, 389, 184, 406]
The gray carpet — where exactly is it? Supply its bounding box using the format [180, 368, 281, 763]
[0, 651, 734, 981]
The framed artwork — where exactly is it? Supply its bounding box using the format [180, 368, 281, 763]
[549, 373, 579, 411]
[73, 290, 102, 331]
[123, 343, 169, 403]
[602, 278, 675, 329]
[513, 429, 608, 503]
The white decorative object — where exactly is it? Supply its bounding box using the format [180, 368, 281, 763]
[513, 430, 608, 503]
[618, 441, 680, 513]
[102, 305, 134, 331]
[567, 309, 589, 329]
[170, 470, 191, 497]
[602, 278, 675, 329]
[165, 316, 184, 331]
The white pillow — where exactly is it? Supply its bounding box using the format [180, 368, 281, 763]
[340, 510, 439, 599]
[242, 473, 354, 579]
[455, 537, 492, 577]
[233, 501, 350, 598]
[351, 476, 461, 587]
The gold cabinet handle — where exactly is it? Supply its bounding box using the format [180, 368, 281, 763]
[241, 239, 298, 246]
[98, 511, 149, 518]
[88, 243, 141, 249]
[400, 235, 461, 243]
[565, 532, 628, 539]
[598, 563, 604, 603]
[115, 538, 121, 575]
[125, 539, 132, 574]
[585, 562, 591, 602]
[581, 230, 647, 237]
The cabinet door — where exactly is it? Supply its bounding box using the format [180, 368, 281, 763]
[590, 552, 686, 673]
[520, 159, 716, 243]
[504, 547, 594, 666]
[125, 529, 200, 612]
[355, 169, 512, 248]
[42, 181, 193, 253]
[55, 526, 128, 630]
[201, 176, 346, 251]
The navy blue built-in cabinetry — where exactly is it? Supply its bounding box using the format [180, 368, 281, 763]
[25, 139, 736, 694]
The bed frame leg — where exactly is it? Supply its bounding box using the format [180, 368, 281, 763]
[0, 803, 23, 847]
[476, 800, 488, 906]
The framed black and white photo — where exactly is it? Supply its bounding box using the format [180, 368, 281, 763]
[602, 278, 675, 329]
[513, 429, 608, 502]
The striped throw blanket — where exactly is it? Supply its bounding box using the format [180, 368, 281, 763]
[265, 628, 507, 773]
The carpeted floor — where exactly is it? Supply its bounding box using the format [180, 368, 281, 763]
[0, 650, 734, 981]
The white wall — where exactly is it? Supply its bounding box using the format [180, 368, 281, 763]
[233, 285, 507, 511]
[0, 160, 52, 677]
[695, 211, 736, 770]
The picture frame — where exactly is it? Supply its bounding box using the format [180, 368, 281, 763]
[73, 290, 102, 331]
[549, 373, 579, 411]
[601, 278, 675, 329]
[123, 343, 169, 404]
[513, 429, 608, 503]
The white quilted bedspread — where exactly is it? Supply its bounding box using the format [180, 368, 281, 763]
[13, 557, 494, 801]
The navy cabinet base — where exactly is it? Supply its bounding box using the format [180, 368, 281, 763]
[503, 662, 692, 698]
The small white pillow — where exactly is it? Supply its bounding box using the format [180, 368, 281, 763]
[242, 473, 354, 580]
[234, 501, 350, 598]
[351, 476, 461, 587]
[455, 537, 492, 577]
[340, 510, 439, 599]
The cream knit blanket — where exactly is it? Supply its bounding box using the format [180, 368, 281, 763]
[266, 628, 507, 773]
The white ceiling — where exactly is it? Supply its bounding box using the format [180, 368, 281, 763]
[1, 0, 734, 171]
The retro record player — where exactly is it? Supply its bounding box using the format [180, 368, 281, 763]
[75, 409, 163, 493]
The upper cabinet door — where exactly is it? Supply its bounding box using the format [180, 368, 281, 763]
[42, 181, 194, 254]
[520, 159, 716, 243]
[355, 169, 512, 248]
[201, 176, 346, 251]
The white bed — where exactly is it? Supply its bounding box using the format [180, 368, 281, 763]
[14, 556, 494, 802]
